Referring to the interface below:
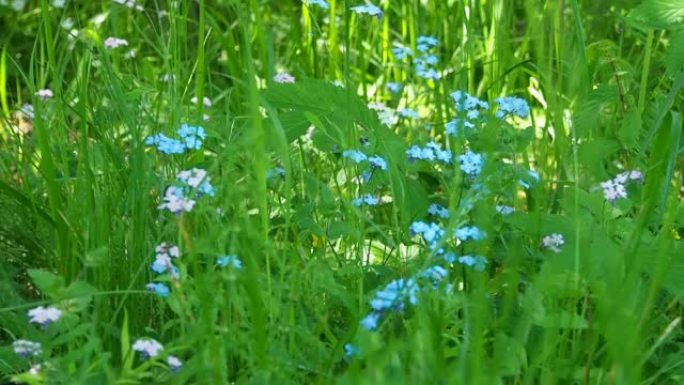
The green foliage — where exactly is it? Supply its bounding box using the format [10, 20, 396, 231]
[0, 0, 683, 384]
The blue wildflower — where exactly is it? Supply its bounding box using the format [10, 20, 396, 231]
[457, 150, 484, 176]
[495, 96, 530, 119]
[416, 66, 440, 80]
[417, 35, 439, 49]
[304, 0, 329, 9]
[344, 343, 359, 358]
[387, 82, 402, 93]
[351, 4, 382, 18]
[420, 265, 448, 283]
[410, 221, 445, 247]
[399, 108, 419, 120]
[370, 278, 419, 312]
[177, 124, 206, 150]
[216, 255, 243, 269]
[392, 46, 413, 60]
[266, 167, 286, 179]
[427, 203, 449, 219]
[145, 133, 186, 155]
[457, 255, 488, 271]
[454, 226, 486, 241]
[450, 91, 489, 111]
[445, 119, 476, 136]
[368, 155, 388, 171]
[342, 150, 367, 163]
[423, 54, 439, 65]
[360, 312, 380, 330]
[519, 169, 540, 189]
[146, 283, 170, 298]
[352, 194, 380, 207]
[496, 205, 514, 215]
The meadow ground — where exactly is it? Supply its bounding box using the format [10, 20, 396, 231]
[1, 0, 684, 384]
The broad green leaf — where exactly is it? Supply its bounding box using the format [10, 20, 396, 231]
[629, 0, 684, 30]
[28, 269, 65, 298]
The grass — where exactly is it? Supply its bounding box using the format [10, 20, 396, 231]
[1, 0, 684, 384]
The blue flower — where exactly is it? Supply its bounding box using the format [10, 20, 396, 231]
[351, 4, 382, 18]
[406, 142, 451, 164]
[198, 181, 216, 197]
[457, 150, 484, 176]
[417, 35, 439, 49]
[370, 278, 419, 312]
[368, 155, 388, 171]
[457, 255, 488, 271]
[450, 91, 489, 111]
[342, 150, 367, 163]
[420, 265, 448, 283]
[399, 108, 419, 120]
[360, 312, 380, 330]
[416, 67, 440, 80]
[266, 167, 286, 179]
[495, 96, 530, 119]
[409, 221, 444, 248]
[392, 46, 413, 60]
[304, 0, 329, 9]
[352, 194, 380, 207]
[454, 226, 486, 241]
[445, 119, 476, 136]
[344, 343, 359, 357]
[151, 259, 170, 274]
[387, 82, 402, 93]
[145, 133, 186, 155]
[146, 283, 170, 298]
[177, 124, 206, 150]
[216, 254, 243, 269]
[423, 54, 439, 65]
[427, 203, 449, 219]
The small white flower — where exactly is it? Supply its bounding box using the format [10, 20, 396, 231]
[273, 72, 295, 84]
[190, 96, 212, 108]
[132, 338, 164, 359]
[13, 340, 42, 357]
[60, 17, 74, 30]
[29, 363, 42, 375]
[28, 306, 63, 326]
[124, 49, 137, 59]
[542, 233, 564, 253]
[167, 355, 182, 371]
[104, 37, 129, 49]
[35, 89, 53, 101]
[52, 0, 66, 7]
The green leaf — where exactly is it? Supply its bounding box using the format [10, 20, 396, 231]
[28, 269, 65, 298]
[629, 0, 684, 30]
[666, 29, 684, 76]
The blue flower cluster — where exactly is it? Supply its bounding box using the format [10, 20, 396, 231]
[415, 35, 440, 80]
[398, 108, 419, 120]
[216, 254, 243, 269]
[457, 149, 484, 176]
[351, 4, 382, 18]
[342, 150, 388, 171]
[456, 255, 488, 271]
[146, 242, 181, 298]
[392, 45, 412, 60]
[406, 141, 452, 164]
[304, 0, 328, 9]
[409, 221, 445, 250]
[352, 194, 380, 207]
[360, 266, 450, 331]
[145, 124, 206, 155]
[427, 203, 449, 219]
[387, 82, 402, 94]
[495, 96, 530, 119]
[453, 226, 486, 241]
[158, 169, 216, 215]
